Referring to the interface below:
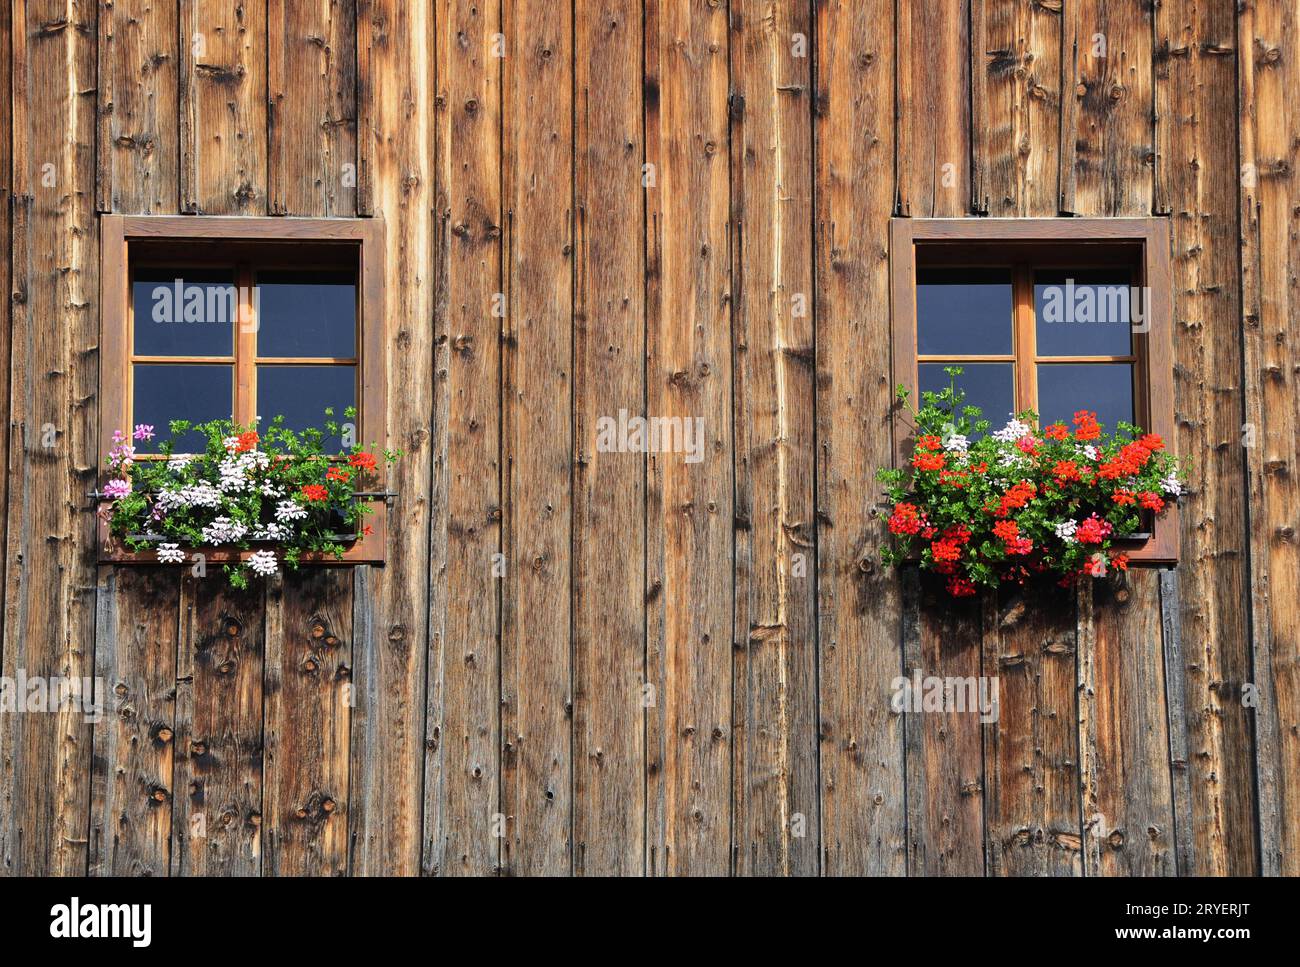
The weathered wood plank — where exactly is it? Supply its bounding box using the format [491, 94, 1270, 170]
[984, 586, 1081, 876]
[1237, 0, 1299, 878]
[897, 0, 971, 216]
[268, 0, 357, 216]
[814, 0, 906, 877]
[348, 0, 433, 877]
[1155, 0, 1256, 876]
[644, 0, 733, 876]
[572, 0, 646, 877]
[906, 575, 985, 876]
[0, 0, 100, 876]
[171, 576, 265, 877]
[971, 0, 1062, 216]
[179, 0, 268, 214]
[424, 0, 500, 877]
[499, 0, 573, 877]
[90, 568, 179, 877]
[97, 0, 179, 213]
[1159, 568, 1194, 874]
[1081, 572, 1176, 876]
[264, 570, 352, 876]
[729, 0, 818, 877]
[1060, 0, 1154, 216]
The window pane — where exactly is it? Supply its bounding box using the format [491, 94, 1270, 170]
[1034, 269, 1136, 357]
[133, 268, 236, 357]
[919, 362, 1016, 430]
[255, 270, 357, 358]
[257, 365, 356, 451]
[1036, 363, 1134, 433]
[132, 364, 233, 452]
[916, 268, 1013, 356]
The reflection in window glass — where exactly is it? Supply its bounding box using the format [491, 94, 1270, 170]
[1035, 269, 1136, 357]
[255, 270, 357, 358]
[917, 268, 1013, 356]
[257, 365, 356, 451]
[1037, 363, 1134, 432]
[919, 362, 1016, 431]
[132, 364, 233, 452]
[133, 268, 236, 357]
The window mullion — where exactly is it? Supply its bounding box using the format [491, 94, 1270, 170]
[1012, 264, 1037, 418]
[236, 263, 256, 426]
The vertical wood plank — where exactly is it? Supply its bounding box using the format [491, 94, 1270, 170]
[89, 568, 180, 876]
[499, 0, 573, 877]
[97, 0, 179, 213]
[179, 0, 268, 214]
[425, 0, 501, 876]
[1080, 572, 1176, 875]
[813, 0, 906, 876]
[971, 0, 1063, 216]
[263, 570, 352, 876]
[729, 0, 818, 877]
[572, 0, 646, 877]
[1155, 0, 1256, 876]
[643, 0, 733, 876]
[896, 0, 971, 216]
[349, 0, 434, 876]
[1237, 0, 1299, 878]
[1060, 0, 1154, 216]
[172, 576, 265, 877]
[268, 0, 358, 216]
[1159, 567, 1194, 874]
[983, 586, 1081, 876]
[1, 0, 100, 876]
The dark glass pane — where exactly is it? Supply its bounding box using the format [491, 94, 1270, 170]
[1036, 363, 1134, 433]
[1035, 269, 1136, 357]
[133, 268, 236, 357]
[132, 364, 233, 452]
[919, 362, 1016, 430]
[916, 267, 1013, 356]
[257, 365, 356, 451]
[255, 270, 357, 358]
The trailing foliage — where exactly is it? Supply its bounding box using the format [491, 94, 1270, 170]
[877, 367, 1188, 597]
[102, 408, 400, 588]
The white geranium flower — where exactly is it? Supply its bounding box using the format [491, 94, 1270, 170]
[201, 516, 247, 545]
[1082, 445, 1100, 461]
[1055, 520, 1078, 544]
[167, 455, 193, 473]
[157, 542, 185, 564]
[992, 419, 1031, 443]
[1160, 473, 1183, 496]
[248, 549, 278, 577]
[942, 433, 969, 453]
[275, 499, 307, 523]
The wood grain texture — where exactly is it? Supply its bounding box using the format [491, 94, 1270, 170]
[172, 577, 264, 877]
[814, 0, 906, 876]
[425, 0, 502, 876]
[263, 570, 352, 876]
[572, 0, 646, 877]
[971, 0, 1062, 216]
[499, 0, 573, 877]
[644, 0, 733, 876]
[1237, 0, 1300, 878]
[97, 0, 179, 213]
[347, 0, 433, 876]
[897, 0, 971, 216]
[1155, 0, 1256, 876]
[180, 0, 267, 214]
[268, 0, 357, 216]
[1, 0, 100, 877]
[89, 568, 179, 876]
[729, 0, 818, 877]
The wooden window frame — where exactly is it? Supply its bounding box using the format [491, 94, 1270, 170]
[890, 217, 1177, 564]
[98, 215, 389, 565]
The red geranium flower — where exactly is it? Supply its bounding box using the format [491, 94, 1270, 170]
[349, 451, 378, 472]
[1138, 491, 1164, 512]
[1073, 410, 1101, 441]
[946, 576, 977, 597]
[301, 484, 328, 503]
[326, 466, 351, 483]
[887, 502, 922, 536]
[916, 435, 943, 452]
[236, 431, 259, 453]
[1044, 422, 1070, 441]
[912, 450, 946, 472]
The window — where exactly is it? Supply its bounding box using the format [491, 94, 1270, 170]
[99, 216, 387, 562]
[890, 218, 1176, 562]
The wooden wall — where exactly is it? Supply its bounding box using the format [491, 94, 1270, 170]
[0, 0, 1292, 876]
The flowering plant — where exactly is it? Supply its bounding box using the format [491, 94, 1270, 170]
[101, 408, 400, 588]
[877, 367, 1188, 597]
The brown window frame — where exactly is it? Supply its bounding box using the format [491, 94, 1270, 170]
[889, 217, 1177, 564]
[98, 215, 388, 565]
